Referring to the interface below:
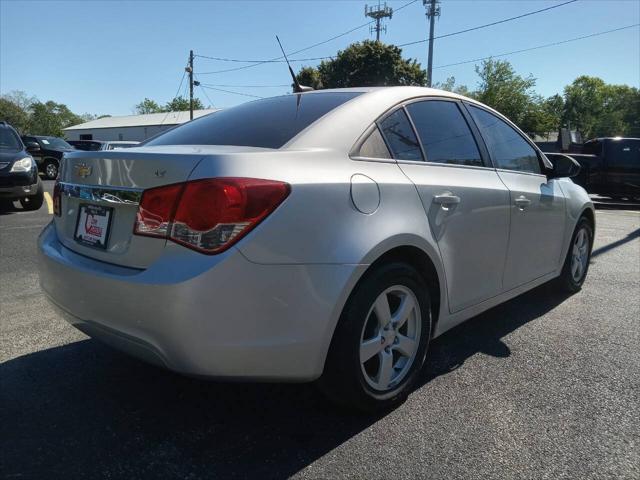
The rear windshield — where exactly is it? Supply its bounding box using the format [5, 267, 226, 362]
[71, 141, 102, 151]
[145, 92, 362, 149]
[0, 127, 22, 151]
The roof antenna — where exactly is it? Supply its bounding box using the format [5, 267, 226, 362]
[276, 35, 314, 93]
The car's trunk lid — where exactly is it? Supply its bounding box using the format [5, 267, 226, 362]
[55, 146, 207, 268]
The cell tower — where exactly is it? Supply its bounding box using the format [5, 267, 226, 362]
[365, 2, 393, 41]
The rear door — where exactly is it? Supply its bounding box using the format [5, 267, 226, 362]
[382, 99, 511, 313]
[605, 139, 640, 197]
[466, 104, 566, 290]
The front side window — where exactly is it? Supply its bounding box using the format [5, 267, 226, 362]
[468, 105, 541, 174]
[145, 92, 362, 149]
[0, 128, 22, 151]
[378, 109, 423, 161]
[406, 100, 483, 167]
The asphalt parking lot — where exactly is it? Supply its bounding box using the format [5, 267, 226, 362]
[1, 179, 639, 479]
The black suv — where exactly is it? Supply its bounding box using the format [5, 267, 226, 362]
[0, 122, 44, 210]
[21, 135, 75, 180]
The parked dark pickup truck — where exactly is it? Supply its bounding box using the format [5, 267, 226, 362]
[21, 135, 75, 180]
[545, 137, 640, 200]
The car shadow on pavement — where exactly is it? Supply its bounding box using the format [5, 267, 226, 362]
[591, 227, 640, 258]
[1, 283, 570, 479]
[0, 200, 19, 215]
[420, 282, 571, 386]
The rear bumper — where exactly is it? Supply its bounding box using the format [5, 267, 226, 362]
[38, 223, 363, 381]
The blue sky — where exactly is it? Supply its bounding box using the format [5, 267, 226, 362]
[1, 0, 638, 116]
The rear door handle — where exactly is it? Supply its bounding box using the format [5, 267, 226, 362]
[514, 196, 531, 209]
[433, 193, 461, 206]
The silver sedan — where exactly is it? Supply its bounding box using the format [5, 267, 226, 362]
[38, 87, 594, 411]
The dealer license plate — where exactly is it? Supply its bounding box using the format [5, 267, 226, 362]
[74, 204, 113, 250]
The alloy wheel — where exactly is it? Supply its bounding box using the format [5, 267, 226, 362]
[359, 285, 422, 392]
[46, 163, 58, 179]
[571, 227, 589, 282]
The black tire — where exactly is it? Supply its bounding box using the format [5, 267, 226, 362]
[43, 159, 59, 180]
[19, 181, 44, 211]
[556, 216, 593, 293]
[319, 262, 432, 412]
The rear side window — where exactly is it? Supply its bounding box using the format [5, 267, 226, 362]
[378, 109, 423, 161]
[355, 127, 391, 159]
[406, 100, 482, 167]
[608, 140, 640, 168]
[583, 140, 602, 156]
[145, 92, 362, 149]
[468, 105, 541, 174]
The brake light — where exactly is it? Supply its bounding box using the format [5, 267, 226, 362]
[53, 181, 61, 216]
[134, 178, 290, 254]
[134, 183, 183, 237]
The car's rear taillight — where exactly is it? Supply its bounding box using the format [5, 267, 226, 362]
[53, 181, 61, 216]
[134, 183, 183, 238]
[134, 178, 290, 254]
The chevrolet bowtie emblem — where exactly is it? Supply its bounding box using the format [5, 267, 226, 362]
[75, 163, 92, 178]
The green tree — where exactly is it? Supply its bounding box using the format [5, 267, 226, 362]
[2, 90, 37, 111]
[297, 66, 323, 90]
[473, 59, 539, 131]
[0, 98, 30, 133]
[433, 76, 472, 97]
[29, 101, 84, 137]
[134, 98, 163, 114]
[296, 41, 426, 89]
[562, 76, 606, 139]
[0, 90, 37, 133]
[562, 76, 640, 139]
[164, 96, 204, 112]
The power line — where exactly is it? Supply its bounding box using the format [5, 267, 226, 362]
[194, 24, 638, 99]
[196, 83, 290, 88]
[197, 0, 419, 75]
[198, 84, 216, 109]
[195, 54, 333, 64]
[434, 23, 640, 69]
[399, 0, 579, 47]
[199, 84, 265, 99]
[159, 68, 187, 125]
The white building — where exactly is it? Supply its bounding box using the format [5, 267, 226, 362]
[63, 109, 218, 142]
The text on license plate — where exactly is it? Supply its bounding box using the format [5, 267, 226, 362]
[74, 204, 113, 250]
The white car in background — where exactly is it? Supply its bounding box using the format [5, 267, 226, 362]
[39, 87, 594, 411]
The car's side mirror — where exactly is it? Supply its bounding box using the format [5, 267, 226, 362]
[25, 142, 41, 153]
[547, 154, 581, 179]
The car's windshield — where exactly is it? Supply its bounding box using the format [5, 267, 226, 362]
[39, 137, 73, 149]
[0, 128, 22, 151]
[145, 92, 362, 149]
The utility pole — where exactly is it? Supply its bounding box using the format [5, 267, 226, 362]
[365, 2, 393, 41]
[424, 0, 440, 87]
[187, 50, 194, 120]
